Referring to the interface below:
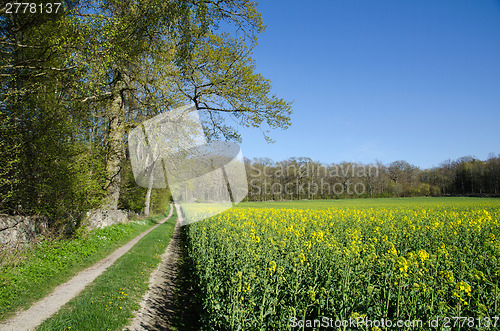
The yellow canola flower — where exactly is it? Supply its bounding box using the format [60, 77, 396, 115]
[269, 261, 277, 275]
[388, 244, 398, 256]
[418, 249, 429, 262]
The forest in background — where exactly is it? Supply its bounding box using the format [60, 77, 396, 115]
[245, 154, 500, 201]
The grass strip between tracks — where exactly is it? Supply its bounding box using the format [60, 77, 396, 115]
[36, 207, 177, 330]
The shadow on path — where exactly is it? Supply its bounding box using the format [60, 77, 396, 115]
[125, 219, 203, 330]
[169, 225, 203, 330]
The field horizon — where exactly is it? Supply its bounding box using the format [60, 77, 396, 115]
[235, 196, 500, 210]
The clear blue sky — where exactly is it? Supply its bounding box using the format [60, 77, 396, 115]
[236, 0, 500, 169]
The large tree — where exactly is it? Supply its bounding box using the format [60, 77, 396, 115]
[68, 0, 292, 209]
[1, 0, 293, 216]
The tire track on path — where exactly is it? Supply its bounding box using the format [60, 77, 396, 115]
[124, 204, 184, 331]
[0, 204, 174, 331]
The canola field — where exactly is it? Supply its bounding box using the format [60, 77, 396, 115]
[185, 198, 500, 330]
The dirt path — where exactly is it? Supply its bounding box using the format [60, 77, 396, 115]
[124, 203, 203, 331]
[0, 205, 174, 331]
[123, 204, 183, 331]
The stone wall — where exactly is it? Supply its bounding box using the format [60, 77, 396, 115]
[83, 209, 139, 230]
[0, 210, 139, 247]
[0, 215, 48, 247]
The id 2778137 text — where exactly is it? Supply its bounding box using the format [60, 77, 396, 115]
[4, 2, 62, 14]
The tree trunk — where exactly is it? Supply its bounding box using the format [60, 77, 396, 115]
[144, 187, 152, 217]
[102, 72, 127, 210]
[143, 160, 157, 217]
[143, 142, 161, 216]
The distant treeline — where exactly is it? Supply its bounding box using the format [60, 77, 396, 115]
[244, 155, 500, 201]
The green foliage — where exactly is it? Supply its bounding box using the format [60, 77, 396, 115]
[118, 161, 147, 213]
[0, 1, 106, 218]
[173, 32, 293, 142]
[0, 112, 21, 206]
[150, 188, 172, 215]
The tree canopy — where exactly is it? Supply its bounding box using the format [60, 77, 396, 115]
[0, 0, 293, 218]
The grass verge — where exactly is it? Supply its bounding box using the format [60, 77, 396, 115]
[0, 207, 170, 322]
[36, 207, 177, 330]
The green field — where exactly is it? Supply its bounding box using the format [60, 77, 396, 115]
[186, 197, 500, 330]
[236, 197, 500, 210]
